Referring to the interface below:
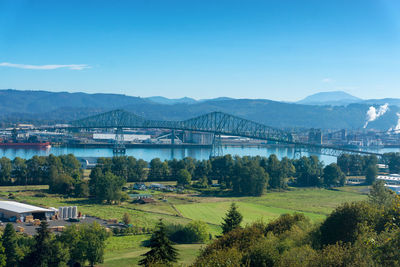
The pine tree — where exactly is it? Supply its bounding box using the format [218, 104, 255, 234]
[22, 221, 68, 267]
[139, 220, 178, 266]
[365, 164, 378, 185]
[221, 203, 243, 234]
[29, 220, 52, 267]
[0, 240, 6, 267]
[2, 223, 19, 267]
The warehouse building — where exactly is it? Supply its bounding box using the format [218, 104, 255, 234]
[0, 201, 55, 221]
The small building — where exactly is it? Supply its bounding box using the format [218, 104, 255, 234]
[377, 164, 389, 173]
[77, 157, 97, 169]
[133, 183, 147, 190]
[0, 201, 55, 221]
[129, 194, 153, 200]
[135, 198, 155, 204]
[149, 183, 166, 190]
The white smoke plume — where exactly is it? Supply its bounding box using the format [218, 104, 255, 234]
[388, 112, 400, 133]
[363, 103, 389, 128]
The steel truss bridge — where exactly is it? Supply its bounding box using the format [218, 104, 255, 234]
[62, 109, 383, 158]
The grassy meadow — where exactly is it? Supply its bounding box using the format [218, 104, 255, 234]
[100, 235, 203, 267]
[0, 184, 369, 266]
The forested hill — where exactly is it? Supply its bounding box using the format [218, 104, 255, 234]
[1, 89, 400, 130]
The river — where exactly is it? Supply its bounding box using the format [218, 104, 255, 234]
[1, 146, 400, 164]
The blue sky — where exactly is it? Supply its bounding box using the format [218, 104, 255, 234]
[0, 0, 400, 101]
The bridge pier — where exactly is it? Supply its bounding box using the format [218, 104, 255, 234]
[113, 127, 126, 155]
[293, 146, 302, 159]
[210, 133, 223, 158]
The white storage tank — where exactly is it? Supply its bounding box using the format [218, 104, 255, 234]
[62, 207, 68, 219]
[67, 206, 72, 219]
[58, 207, 63, 219]
[72, 206, 78, 218]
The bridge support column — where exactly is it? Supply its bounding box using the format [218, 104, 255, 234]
[210, 133, 223, 158]
[113, 127, 126, 155]
[171, 130, 175, 145]
[293, 146, 302, 159]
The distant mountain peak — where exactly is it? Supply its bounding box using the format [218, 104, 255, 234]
[297, 91, 362, 106]
[145, 96, 197, 105]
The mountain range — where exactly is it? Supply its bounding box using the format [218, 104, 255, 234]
[0, 89, 399, 130]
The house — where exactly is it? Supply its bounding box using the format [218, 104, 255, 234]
[135, 198, 155, 204]
[133, 183, 147, 190]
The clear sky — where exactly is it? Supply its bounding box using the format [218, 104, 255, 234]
[0, 0, 399, 101]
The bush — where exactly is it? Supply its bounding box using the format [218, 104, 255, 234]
[193, 247, 242, 267]
[167, 221, 208, 243]
[34, 192, 47, 197]
[265, 213, 308, 236]
[277, 245, 317, 267]
[199, 222, 266, 257]
[242, 236, 281, 267]
[319, 201, 380, 246]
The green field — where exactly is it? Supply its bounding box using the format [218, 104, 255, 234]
[101, 235, 203, 267]
[176, 187, 368, 225]
[0, 185, 369, 266]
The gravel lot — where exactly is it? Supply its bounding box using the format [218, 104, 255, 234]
[4, 216, 112, 235]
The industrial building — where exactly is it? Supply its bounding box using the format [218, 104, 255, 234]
[0, 201, 56, 221]
[377, 174, 400, 194]
[377, 174, 400, 185]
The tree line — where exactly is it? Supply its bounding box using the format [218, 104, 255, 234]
[90, 154, 348, 197]
[0, 155, 88, 197]
[0, 221, 109, 267]
[3, 152, 400, 201]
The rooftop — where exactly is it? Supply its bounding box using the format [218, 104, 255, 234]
[0, 201, 52, 213]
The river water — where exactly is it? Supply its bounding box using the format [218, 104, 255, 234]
[1, 146, 399, 165]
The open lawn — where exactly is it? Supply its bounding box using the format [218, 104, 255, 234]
[176, 187, 368, 225]
[101, 235, 203, 267]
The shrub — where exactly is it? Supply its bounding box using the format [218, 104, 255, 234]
[265, 213, 308, 236]
[319, 201, 380, 246]
[277, 245, 317, 267]
[242, 236, 281, 267]
[199, 222, 266, 257]
[167, 221, 208, 244]
[193, 247, 242, 267]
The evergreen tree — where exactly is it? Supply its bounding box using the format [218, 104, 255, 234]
[221, 203, 243, 234]
[139, 220, 178, 266]
[24, 221, 52, 267]
[365, 164, 378, 185]
[0, 240, 5, 267]
[22, 220, 69, 267]
[0, 157, 12, 186]
[266, 154, 285, 189]
[2, 223, 19, 267]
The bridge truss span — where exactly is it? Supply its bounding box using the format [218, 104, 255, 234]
[69, 109, 383, 158]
